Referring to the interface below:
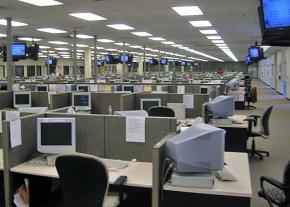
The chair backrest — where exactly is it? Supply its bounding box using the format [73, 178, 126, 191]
[148, 106, 175, 117]
[260, 105, 274, 136]
[56, 153, 109, 207]
[283, 161, 290, 205]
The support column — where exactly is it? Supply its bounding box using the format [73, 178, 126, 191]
[94, 35, 97, 81]
[73, 31, 78, 87]
[6, 17, 12, 91]
[158, 49, 161, 79]
[47, 49, 50, 75]
[84, 47, 91, 79]
[143, 46, 146, 75]
[138, 56, 144, 75]
[122, 42, 126, 79]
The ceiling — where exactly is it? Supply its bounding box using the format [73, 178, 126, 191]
[0, 0, 262, 62]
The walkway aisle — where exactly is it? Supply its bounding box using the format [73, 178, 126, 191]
[236, 79, 290, 207]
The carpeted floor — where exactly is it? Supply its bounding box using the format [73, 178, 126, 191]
[235, 79, 290, 207]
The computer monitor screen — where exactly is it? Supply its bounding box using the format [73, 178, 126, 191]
[77, 84, 89, 92]
[166, 123, 225, 173]
[36, 85, 48, 92]
[200, 87, 208, 94]
[72, 92, 91, 111]
[12, 43, 26, 58]
[160, 58, 168, 65]
[13, 91, 31, 108]
[37, 118, 76, 154]
[181, 61, 186, 66]
[97, 60, 103, 66]
[120, 55, 129, 63]
[140, 98, 161, 112]
[263, 0, 290, 29]
[46, 59, 53, 65]
[249, 47, 259, 58]
[226, 79, 240, 91]
[206, 95, 234, 118]
[123, 85, 134, 93]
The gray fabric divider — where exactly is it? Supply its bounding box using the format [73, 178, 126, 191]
[134, 93, 170, 110]
[168, 86, 177, 93]
[31, 92, 49, 107]
[187, 94, 209, 118]
[0, 91, 13, 109]
[46, 113, 105, 157]
[120, 94, 135, 111]
[5, 114, 45, 168]
[0, 134, 2, 148]
[50, 93, 70, 109]
[91, 93, 128, 114]
[104, 116, 176, 162]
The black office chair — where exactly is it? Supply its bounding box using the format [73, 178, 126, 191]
[56, 153, 126, 207]
[258, 161, 290, 207]
[148, 106, 175, 117]
[244, 105, 273, 160]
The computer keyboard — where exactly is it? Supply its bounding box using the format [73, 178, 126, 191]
[100, 158, 129, 170]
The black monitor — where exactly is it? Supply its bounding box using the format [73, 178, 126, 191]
[123, 85, 134, 93]
[36, 84, 48, 92]
[140, 98, 161, 112]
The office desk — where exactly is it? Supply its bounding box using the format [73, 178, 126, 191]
[212, 115, 248, 152]
[163, 152, 252, 207]
[10, 161, 152, 188]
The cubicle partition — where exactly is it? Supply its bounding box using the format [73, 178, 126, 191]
[31, 92, 50, 108]
[120, 93, 135, 111]
[49, 92, 71, 110]
[104, 116, 176, 162]
[0, 91, 13, 110]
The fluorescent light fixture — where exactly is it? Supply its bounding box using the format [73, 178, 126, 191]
[216, 43, 227, 47]
[206, 36, 222, 40]
[192, 50, 223, 62]
[37, 28, 67, 33]
[100, 52, 109, 55]
[55, 48, 70, 51]
[149, 37, 165, 41]
[0, 34, 7, 37]
[18, 0, 62, 6]
[162, 41, 175, 45]
[221, 49, 238, 62]
[76, 44, 88, 48]
[90, 46, 105, 50]
[131, 32, 152, 37]
[114, 42, 130, 46]
[199, 30, 218, 34]
[106, 48, 117, 51]
[58, 52, 70, 55]
[107, 24, 134, 30]
[18, 37, 42, 41]
[69, 13, 106, 21]
[0, 19, 28, 26]
[48, 41, 69, 45]
[218, 46, 229, 49]
[97, 39, 115, 43]
[76, 49, 84, 52]
[189, 21, 212, 27]
[129, 45, 142, 48]
[74, 34, 94, 39]
[211, 40, 225, 44]
[39, 46, 50, 49]
[172, 6, 203, 16]
[172, 44, 182, 47]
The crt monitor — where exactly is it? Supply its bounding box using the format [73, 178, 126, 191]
[13, 91, 31, 108]
[12, 43, 27, 60]
[72, 92, 91, 111]
[166, 123, 225, 173]
[122, 85, 135, 93]
[206, 95, 234, 118]
[77, 84, 89, 92]
[200, 86, 209, 94]
[226, 78, 240, 91]
[140, 98, 161, 112]
[36, 84, 48, 92]
[37, 118, 76, 154]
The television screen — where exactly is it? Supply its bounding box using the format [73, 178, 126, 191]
[263, 0, 290, 29]
[46, 59, 53, 65]
[181, 61, 187, 66]
[105, 55, 110, 63]
[160, 58, 168, 65]
[12, 43, 26, 56]
[120, 55, 129, 63]
[97, 60, 102, 66]
[249, 47, 259, 58]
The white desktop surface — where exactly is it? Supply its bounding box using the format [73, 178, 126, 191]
[211, 115, 248, 129]
[0, 149, 3, 170]
[164, 152, 252, 198]
[10, 161, 152, 188]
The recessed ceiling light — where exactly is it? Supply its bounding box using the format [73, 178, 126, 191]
[0, 19, 28, 27]
[131, 32, 152, 37]
[18, 0, 62, 6]
[55, 48, 70, 51]
[97, 39, 115, 43]
[216, 43, 227, 47]
[206, 36, 222, 40]
[76, 44, 88, 48]
[149, 37, 166, 41]
[18, 37, 42, 41]
[199, 30, 218, 35]
[39, 46, 50, 49]
[73, 34, 94, 39]
[106, 48, 117, 51]
[189, 21, 212, 27]
[114, 42, 130, 46]
[107, 24, 134, 30]
[211, 40, 225, 44]
[162, 41, 175, 45]
[172, 6, 203, 16]
[37, 28, 67, 33]
[48, 41, 69, 45]
[69, 13, 107, 21]
[0, 34, 7, 37]
[129, 45, 143, 48]
[218, 46, 229, 49]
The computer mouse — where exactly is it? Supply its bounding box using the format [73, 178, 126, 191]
[131, 158, 137, 162]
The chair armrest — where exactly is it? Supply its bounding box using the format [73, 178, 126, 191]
[114, 176, 127, 186]
[260, 176, 284, 190]
[249, 115, 261, 119]
[112, 176, 128, 206]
